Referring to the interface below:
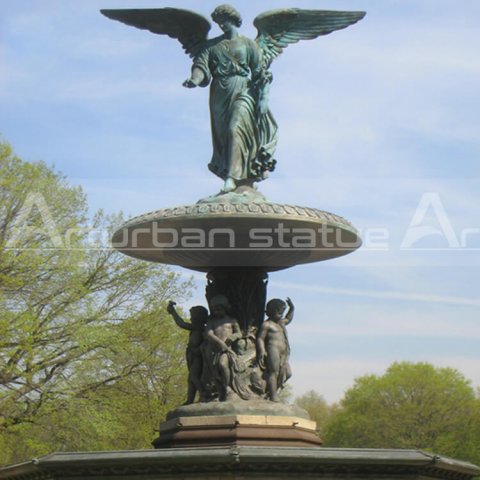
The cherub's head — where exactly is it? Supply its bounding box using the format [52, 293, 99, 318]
[266, 298, 286, 321]
[211, 4, 242, 32]
[189, 305, 209, 327]
[209, 294, 231, 318]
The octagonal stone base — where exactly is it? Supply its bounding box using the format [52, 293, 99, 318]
[153, 415, 321, 449]
[1, 447, 479, 480]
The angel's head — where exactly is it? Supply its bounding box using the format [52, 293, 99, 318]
[211, 4, 242, 32]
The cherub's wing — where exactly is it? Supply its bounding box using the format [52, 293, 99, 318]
[254, 9, 366, 67]
[100, 8, 211, 58]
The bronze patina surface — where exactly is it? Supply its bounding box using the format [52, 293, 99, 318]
[102, 3, 366, 416]
[112, 198, 361, 271]
[101, 6, 365, 193]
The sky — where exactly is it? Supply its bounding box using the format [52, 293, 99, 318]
[1, 0, 479, 403]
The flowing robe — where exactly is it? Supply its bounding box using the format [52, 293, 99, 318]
[193, 35, 278, 184]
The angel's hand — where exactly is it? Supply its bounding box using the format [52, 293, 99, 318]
[183, 78, 198, 88]
[286, 297, 294, 308]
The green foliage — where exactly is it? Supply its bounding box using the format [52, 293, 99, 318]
[294, 390, 338, 438]
[278, 384, 293, 403]
[0, 141, 192, 464]
[324, 362, 479, 464]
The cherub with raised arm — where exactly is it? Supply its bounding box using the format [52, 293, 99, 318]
[167, 300, 208, 404]
[256, 297, 294, 402]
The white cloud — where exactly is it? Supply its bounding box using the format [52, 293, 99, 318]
[291, 355, 480, 403]
[293, 308, 480, 339]
[291, 357, 389, 403]
[71, 35, 152, 57]
[58, 77, 184, 101]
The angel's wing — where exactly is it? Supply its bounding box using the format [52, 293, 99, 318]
[254, 9, 366, 68]
[100, 8, 211, 58]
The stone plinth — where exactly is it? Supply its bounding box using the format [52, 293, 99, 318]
[153, 415, 321, 448]
[1, 447, 479, 480]
[166, 399, 310, 420]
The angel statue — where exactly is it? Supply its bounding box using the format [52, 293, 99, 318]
[101, 5, 365, 193]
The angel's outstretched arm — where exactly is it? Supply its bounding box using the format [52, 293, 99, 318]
[183, 68, 206, 88]
[184, 48, 211, 88]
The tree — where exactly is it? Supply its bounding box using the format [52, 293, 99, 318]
[324, 362, 479, 463]
[0, 141, 193, 464]
[294, 390, 337, 438]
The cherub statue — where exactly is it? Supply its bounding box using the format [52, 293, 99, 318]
[203, 294, 248, 401]
[256, 297, 294, 402]
[102, 5, 365, 193]
[167, 300, 208, 404]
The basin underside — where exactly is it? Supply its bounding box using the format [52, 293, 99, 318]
[112, 201, 361, 272]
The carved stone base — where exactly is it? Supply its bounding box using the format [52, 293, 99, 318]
[152, 415, 321, 448]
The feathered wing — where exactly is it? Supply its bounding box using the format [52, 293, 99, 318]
[100, 8, 211, 58]
[254, 9, 366, 67]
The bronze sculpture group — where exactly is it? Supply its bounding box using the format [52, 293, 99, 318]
[101, 4, 365, 193]
[167, 296, 294, 403]
[104, 4, 365, 407]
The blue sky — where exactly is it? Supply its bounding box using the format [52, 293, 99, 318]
[1, 0, 479, 402]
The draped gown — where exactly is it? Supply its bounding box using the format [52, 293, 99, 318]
[193, 35, 278, 185]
